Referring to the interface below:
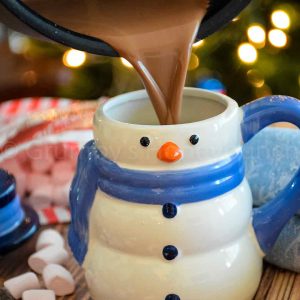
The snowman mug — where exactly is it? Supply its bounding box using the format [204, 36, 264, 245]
[69, 88, 300, 300]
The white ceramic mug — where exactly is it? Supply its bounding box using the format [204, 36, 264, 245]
[69, 88, 300, 300]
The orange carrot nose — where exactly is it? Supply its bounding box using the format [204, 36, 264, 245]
[157, 142, 183, 163]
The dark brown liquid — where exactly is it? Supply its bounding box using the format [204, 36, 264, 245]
[24, 0, 208, 124]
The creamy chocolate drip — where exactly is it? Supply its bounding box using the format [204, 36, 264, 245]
[24, 0, 208, 124]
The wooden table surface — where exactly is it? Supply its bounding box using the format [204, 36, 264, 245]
[1, 225, 300, 300]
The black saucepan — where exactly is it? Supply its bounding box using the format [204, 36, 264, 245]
[0, 0, 251, 56]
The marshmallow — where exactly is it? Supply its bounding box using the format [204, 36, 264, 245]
[15, 171, 27, 198]
[16, 152, 31, 172]
[22, 289, 56, 300]
[29, 146, 54, 173]
[2, 159, 21, 174]
[51, 161, 73, 185]
[52, 181, 71, 206]
[36, 229, 64, 251]
[28, 245, 69, 274]
[43, 264, 75, 296]
[4, 272, 40, 299]
[52, 143, 67, 161]
[27, 173, 51, 193]
[53, 142, 79, 162]
[28, 184, 53, 209]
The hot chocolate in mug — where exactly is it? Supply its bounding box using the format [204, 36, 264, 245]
[69, 88, 300, 300]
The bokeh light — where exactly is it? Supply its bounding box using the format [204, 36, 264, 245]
[8, 32, 29, 54]
[238, 43, 258, 64]
[271, 10, 291, 29]
[192, 40, 204, 49]
[21, 70, 37, 87]
[120, 58, 134, 68]
[247, 25, 266, 44]
[268, 29, 288, 48]
[188, 53, 199, 70]
[63, 49, 87, 68]
[247, 69, 265, 88]
[255, 84, 272, 98]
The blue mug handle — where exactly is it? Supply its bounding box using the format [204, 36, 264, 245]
[241, 95, 300, 254]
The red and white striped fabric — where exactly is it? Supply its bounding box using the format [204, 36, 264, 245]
[0, 97, 100, 225]
[0, 97, 73, 124]
[37, 206, 71, 225]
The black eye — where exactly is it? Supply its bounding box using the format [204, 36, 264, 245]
[189, 135, 199, 145]
[140, 137, 150, 147]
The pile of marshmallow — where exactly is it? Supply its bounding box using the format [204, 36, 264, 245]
[1, 142, 79, 209]
[3, 229, 75, 300]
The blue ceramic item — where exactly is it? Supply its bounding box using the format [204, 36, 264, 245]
[0, 169, 39, 254]
[69, 89, 300, 300]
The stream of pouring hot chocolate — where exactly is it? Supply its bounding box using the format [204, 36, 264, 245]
[24, 0, 208, 124]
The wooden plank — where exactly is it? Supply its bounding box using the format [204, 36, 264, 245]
[254, 265, 276, 300]
[290, 275, 300, 300]
[265, 268, 295, 300]
[282, 272, 296, 300]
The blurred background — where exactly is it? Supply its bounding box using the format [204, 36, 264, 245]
[0, 0, 299, 105]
